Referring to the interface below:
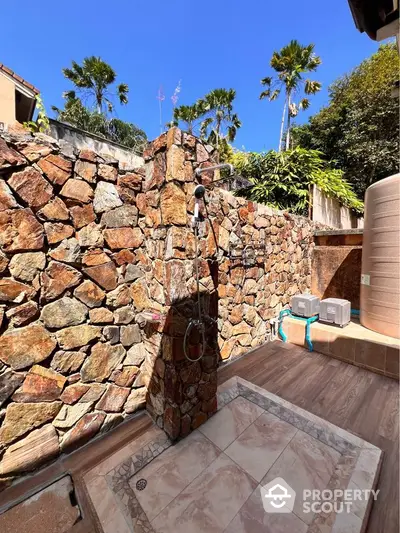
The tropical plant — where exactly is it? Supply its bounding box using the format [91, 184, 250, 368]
[62, 56, 129, 114]
[24, 94, 50, 133]
[52, 96, 147, 152]
[230, 147, 363, 215]
[292, 43, 399, 198]
[106, 118, 147, 152]
[169, 101, 206, 135]
[260, 40, 321, 151]
[52, 96, 98, 131]
[200, 88, 241, 152]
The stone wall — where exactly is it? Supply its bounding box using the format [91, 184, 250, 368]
[0, 130, 156, 488]
[0, 126, 317, 489]
[142, 129, 317, 439]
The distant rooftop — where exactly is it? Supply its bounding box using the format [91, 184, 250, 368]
[0, 63, 40, 95]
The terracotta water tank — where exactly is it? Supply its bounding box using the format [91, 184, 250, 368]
[360, 174, 400, 339]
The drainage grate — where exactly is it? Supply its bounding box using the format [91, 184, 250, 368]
[136, 479, 147, 491]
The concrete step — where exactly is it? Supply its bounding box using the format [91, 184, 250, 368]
[281, 317, 399, 379]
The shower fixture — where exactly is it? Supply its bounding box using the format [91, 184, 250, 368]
[195, 163, 234, 178]
[183, 163, 252, 362]
[195, 163, 252, 192]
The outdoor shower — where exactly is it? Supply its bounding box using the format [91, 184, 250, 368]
[183, 163, 250, 362]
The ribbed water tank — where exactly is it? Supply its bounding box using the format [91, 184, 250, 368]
[360, 174, 400, 339]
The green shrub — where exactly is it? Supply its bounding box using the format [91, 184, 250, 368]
[230, 147, 364, 215]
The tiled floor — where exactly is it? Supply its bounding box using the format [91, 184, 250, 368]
[224, 411, 297, 482]
[0, 341, 394, 533]
[84, 376, 382, 533]
[129, 431, 220, 522]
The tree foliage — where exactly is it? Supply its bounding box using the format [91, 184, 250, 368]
[62, 56, 129, 114]
[230, 147, 363, 216]
[260, 40, 321, 151]
[52, 96, 147, 153]
[168, 88, 241, 160]
[24, 94, 50, 134]
[169, 101, 205, 135]
[53, 57, 146, 152]
[200, 88, 241, 146]
[292, 43, 399, 198]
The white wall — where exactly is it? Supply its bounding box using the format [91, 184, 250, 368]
[49, 119, 144, 170]
[312, 185, 363, 229]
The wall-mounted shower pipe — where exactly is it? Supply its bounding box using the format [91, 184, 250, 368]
[184, 184, 206, 362]
[185, 163, 238, 362]
[183, 220, 206, 362]
[195, 163, 234, 178]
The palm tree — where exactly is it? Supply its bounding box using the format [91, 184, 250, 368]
[200, 88, 241, 150]
[170, 101, 206, 135]
[260, 40, 321, 151]
[62, 56, 129, 114]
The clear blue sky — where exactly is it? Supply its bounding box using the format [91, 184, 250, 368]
[2, 0, 381, 152]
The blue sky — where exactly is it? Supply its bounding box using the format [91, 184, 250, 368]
[2, 0, 381, 152]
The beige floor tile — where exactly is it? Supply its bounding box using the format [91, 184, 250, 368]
[224, 412, 297, 482]
[261, 430, 340, 525]
[86, 474, 130, 532]
[130, 430, 221, 521]
[102, 508, 133, 533]
[225, 484, 308, 533]
[331, 511, 362, 533]
[198, 396, 264, 450]
[151, 453, 257, 533]
[346, 480, 369, 522]
[350, 447, 381, 490]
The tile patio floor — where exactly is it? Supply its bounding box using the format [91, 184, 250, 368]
[84, 377, 382, 533]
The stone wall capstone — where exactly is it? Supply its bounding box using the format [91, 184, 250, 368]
[0, 126, 317, 490]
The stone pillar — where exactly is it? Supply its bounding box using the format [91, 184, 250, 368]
[144, 128, 219, 439]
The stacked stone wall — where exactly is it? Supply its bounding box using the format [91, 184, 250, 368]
[0, 127, 317, 489]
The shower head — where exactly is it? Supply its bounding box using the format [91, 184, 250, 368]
[194, 184, 206, 199]
[195, 162, 251, 192]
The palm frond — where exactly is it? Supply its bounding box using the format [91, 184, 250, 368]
[200, 116, 213, 138]
[62, 90, 76, 101]
[304, 79, 322, 95]
[231, 113, 242, 129]
[117, 83, 129, 105]
[60, 56, 129, 113]
[260, 76, 272, 86]
[299, 98, 310, 110]
[227, 125, 237, 142]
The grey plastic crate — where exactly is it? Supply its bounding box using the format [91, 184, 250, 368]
[319, 298, 351, 327]
[290, 294, 320, 318]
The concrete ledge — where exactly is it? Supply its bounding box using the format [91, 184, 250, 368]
[314, 229, 364, 236]
[281, 317, 399, 380]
